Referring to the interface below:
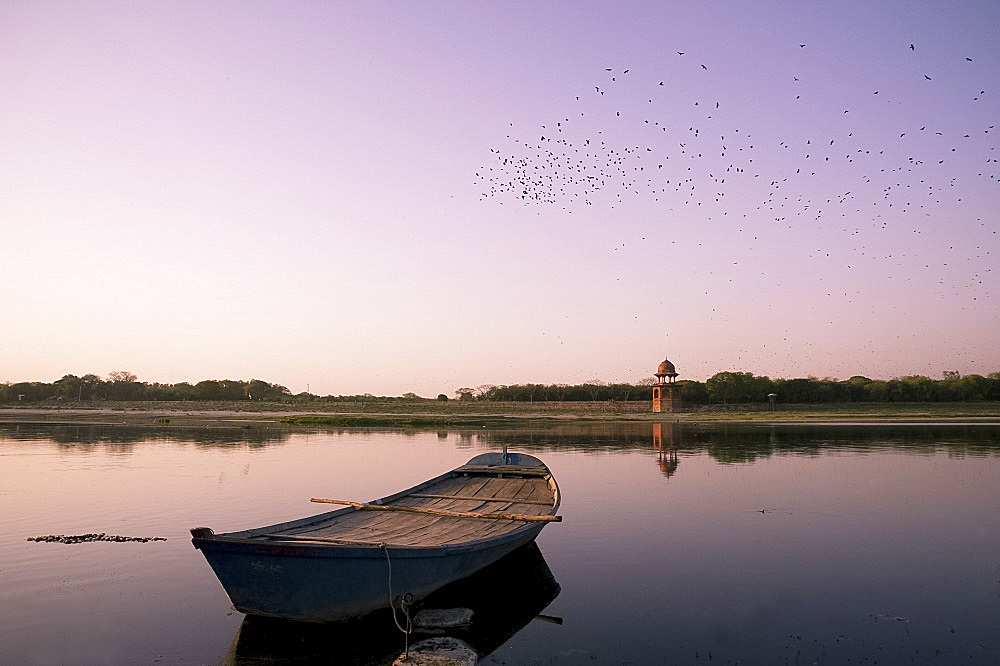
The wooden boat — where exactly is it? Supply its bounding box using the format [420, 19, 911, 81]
[191, 451, 560, 623]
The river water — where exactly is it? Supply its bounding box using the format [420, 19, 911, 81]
[1, 421, 998, 664]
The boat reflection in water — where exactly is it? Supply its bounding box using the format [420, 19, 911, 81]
[653, 423, 681, 479]
[220, 541, 560, 665]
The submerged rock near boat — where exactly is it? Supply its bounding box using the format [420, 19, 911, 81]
[191, 452, 561, 623]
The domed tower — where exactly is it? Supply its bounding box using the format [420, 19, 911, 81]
[652, 357, 682, 412]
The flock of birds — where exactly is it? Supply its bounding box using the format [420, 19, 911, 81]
[477, 46, 994, 272]
[477, 46, 995, 219]
[473, 42, 996, 375]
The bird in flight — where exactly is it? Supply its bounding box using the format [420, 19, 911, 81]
[924, 74, 932, 80]
[701, 64, 708, 70]
[910, 43, 915, 50]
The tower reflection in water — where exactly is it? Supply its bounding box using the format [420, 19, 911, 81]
[652, 423, 680, 479]
[220, 541, 560, 665]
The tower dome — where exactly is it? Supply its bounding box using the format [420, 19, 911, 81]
[656, 359, 676, 377]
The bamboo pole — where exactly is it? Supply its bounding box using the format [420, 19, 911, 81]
[310, 498, 562, 522]
[456, 465, 549, 476]
[408, 493, 553, 505]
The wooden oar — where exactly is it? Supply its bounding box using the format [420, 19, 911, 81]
[310, 498, 562, 522]
[455, 464, 550, 476]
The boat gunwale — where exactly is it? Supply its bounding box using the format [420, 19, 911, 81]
[193, 522, 545, 558]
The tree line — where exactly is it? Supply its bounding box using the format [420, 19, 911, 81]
[464, 370, 1000, 404]
[0, 372, 437, 404]
[0, 372, 292, 403]
[3, 370, 999, 405]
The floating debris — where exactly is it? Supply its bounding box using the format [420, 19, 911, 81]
[26, 533, 167, 544]
[393, 636, 477, 665]
[873, 613, 910, 622]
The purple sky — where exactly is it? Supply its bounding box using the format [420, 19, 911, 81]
[2, 1, 997, 396]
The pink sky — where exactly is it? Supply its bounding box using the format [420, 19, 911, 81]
[1, 2, 997, 396]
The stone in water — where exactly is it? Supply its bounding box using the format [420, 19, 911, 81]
[413, 607, 474, 631]
[393, 637, 477, 666]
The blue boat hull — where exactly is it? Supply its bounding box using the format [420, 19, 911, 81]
[195, 526, 544, 622]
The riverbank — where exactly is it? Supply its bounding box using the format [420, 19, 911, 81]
[1, 400, 998, 427]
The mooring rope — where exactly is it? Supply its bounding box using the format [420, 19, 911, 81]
[380, 543, 413, 657]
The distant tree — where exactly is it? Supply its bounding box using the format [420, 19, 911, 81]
[524, 383, 545, 401]
[610, 382, 635, 401]
[54, 374, 83, 400]
[455, 388, 474, 401]
[582, 379, 605, 401]
[437, 394, 448, 401]
[245, 379, 289, 401]
[987, 372, 1000, 400]
[4, 382, 53, 402]
[843, 376, 871, 402]
[707, 372, 747, 403]
[107, 370, 137, 384]
[194, 380, 226, 400]
[863, 379, 889, 402]
[479, 385, 507, 401]
[774, 377, 818, 403]
[163, 382, 191, 401]
[269, 382, 291, 400]
[106, 370, 141, 400]
[955, 374, 989, 401]
[78, 374, 103, 398]
[245, 379, 266, 401]
[676, 379, 708, 404]
[880, 375, 931, 402]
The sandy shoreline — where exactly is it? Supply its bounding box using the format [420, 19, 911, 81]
[2, 403, 999, 427]
[0, 407, 294, 427]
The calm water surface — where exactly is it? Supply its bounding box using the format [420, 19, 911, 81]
[1, 422, 998, 664]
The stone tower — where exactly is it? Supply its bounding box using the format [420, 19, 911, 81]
[652, 357, 682, 412]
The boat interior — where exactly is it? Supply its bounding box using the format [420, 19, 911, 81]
[255, 462, 559, 548]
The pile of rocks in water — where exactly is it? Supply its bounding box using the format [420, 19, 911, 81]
[394, 636, 478, 666]
[26, 533, 167, 544]
[393, 608, 479, 666]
